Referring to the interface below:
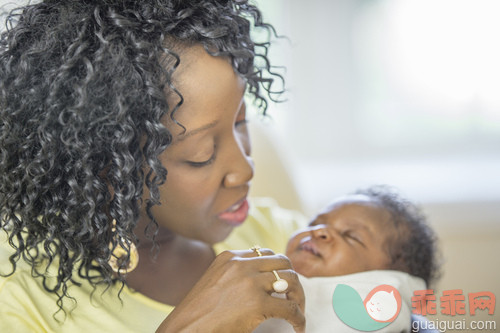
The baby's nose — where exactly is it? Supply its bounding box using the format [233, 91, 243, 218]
[310, 225, 331, 241]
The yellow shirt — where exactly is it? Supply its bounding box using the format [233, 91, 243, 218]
[0, 198, 305, 333]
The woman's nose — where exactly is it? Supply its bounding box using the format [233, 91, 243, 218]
[223, 155, 254, 187]
[310, 225, 331, 241]
[223, 141, 254, 188]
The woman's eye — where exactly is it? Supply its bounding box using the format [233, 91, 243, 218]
[186, 144, 216, 168]
[187, 153, 216, 168]
[187, 157, 214, 167]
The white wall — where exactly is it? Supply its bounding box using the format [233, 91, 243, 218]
[255, 0, 500, 212]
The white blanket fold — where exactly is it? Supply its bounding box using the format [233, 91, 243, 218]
[255, 270, 426, 333]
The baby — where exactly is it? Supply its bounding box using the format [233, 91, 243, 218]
[286, 185, 438, 284]
[259, 185, 439, 332]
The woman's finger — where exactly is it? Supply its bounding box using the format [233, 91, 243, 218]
[231, 247, 275, 258]
[225, 249, 294, 274]
[253, 269, 305, 318]
[262, 293, 306, 333]
[270, 270, 305, 314]
[271, 270, 306, 332]
[277, 270, 306, 315]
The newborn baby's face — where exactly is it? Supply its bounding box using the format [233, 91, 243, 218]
[285, 195, 394, 277]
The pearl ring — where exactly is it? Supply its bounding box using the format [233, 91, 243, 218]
[251, 245, 289, 293]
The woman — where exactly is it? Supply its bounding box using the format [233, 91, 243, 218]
[0, 0, 305, 331]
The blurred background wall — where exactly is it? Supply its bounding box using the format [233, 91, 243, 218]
[1, 0, 498, 330]
[250, 0, 499, 330]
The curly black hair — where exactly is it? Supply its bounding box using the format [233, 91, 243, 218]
[0, 0, 283, 313]
[354, 185, 441, 287]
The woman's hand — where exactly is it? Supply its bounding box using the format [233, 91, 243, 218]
[156, 248, 305, 333]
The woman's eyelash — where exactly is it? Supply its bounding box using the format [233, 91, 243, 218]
[187, 155, 215, 167]
[187, 147, 216, 167]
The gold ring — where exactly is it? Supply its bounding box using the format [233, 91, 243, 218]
[251, 245, 289, 293]
[251, 245, 263, 256]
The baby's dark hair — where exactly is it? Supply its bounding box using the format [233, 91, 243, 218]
[355, 185, 440, 287]
[0, 0, 282, 313]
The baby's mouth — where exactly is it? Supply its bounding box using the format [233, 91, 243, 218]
[300, 239, 321, 257]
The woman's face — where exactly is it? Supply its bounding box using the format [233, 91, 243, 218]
[148, 45, 253, 245]
[285, 195, 393, 277]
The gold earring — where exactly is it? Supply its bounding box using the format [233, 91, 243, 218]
[108, 219, 139, 274]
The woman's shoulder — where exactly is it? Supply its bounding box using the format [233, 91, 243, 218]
[214, 197, 307, 255]
[0, 231, 168, 332]
[0, 235, 55, 330]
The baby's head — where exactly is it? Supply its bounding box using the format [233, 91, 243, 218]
[286, 186, 439, 286]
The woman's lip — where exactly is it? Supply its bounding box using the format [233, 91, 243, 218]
[218, 198, 249, 226]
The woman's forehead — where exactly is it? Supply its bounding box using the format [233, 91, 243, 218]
[163, 45, 245, 135]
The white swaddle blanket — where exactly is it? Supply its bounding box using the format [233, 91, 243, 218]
[255, 270, 426, 333]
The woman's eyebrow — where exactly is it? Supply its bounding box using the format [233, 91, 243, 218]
[173, 120, 219, 144]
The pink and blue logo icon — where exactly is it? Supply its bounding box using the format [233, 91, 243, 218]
[332, 284, 402, 331]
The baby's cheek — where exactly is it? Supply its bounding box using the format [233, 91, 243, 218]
[284, 242, 293, 258]
[286, 252, 305, 272]
[289, 254, 321, 277]
[284, 233, 304, 257]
